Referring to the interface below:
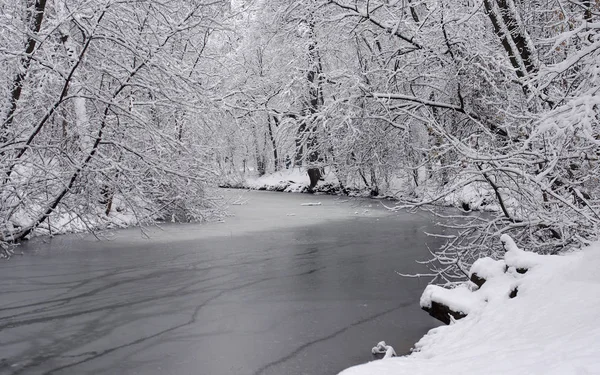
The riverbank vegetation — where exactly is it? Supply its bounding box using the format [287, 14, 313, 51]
[1, 0, 599, 280]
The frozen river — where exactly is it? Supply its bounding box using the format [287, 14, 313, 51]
[0, 189, 442, 375]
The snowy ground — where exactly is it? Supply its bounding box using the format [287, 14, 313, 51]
[340, 236, 600, 374]
[244, 168, 332, 193]
[221, 169, 500, 213]
[221, 168, 355, 194]
[2, 202, 139, 258]
[221, 168, 416, 199]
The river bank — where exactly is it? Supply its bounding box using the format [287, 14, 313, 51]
[219, 169, 500, 213]
[341, 236, 600, 374]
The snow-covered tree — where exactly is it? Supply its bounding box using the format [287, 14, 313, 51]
[0, 0, 232, 253]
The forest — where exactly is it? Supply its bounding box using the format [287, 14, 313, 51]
[1, 0, 599, 280]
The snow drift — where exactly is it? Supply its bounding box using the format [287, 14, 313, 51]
[340, 235, 600, 374]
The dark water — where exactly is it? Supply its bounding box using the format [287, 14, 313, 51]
[0, 190, 442, 375]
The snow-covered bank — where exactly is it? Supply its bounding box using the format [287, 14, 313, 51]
[340, 236, 600, 374]
[2, 204, 138, 258]
[2, 192, 222, 258]
[220, 169, 501, 213]
[221, 168, 326, 193]
[219, 168, 388, 197]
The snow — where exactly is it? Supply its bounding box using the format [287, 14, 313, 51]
[469, 257, 506, 280]
[340, 237, 600, 375]
[501, 233, 549, 270]
[243, 168, 320, 193]
[419, 284, 482, 315]
[372, 342, 397, 359]
[301, 202, 322, 206]
[225, 168, 520, 218]
[224, 168, 410, 198]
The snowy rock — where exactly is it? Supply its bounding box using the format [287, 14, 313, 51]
[420, 284, 480, 324]
[371, 341, 397, 359]
[470, 257, 506, 280]
[501, 234, 545, 272]
[421, 239, 553, 325]
[421, 300, 468, 325]
[469, 257, 506, 287]
[469, 273, 486, 288]
[499, 233, 519, 252]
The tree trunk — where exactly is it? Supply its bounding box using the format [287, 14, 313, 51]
[483, 0, 537, 79]
[253, 123, 265, 176]
[267, 115, 279, 171]
[307, 168, 321, 192]
[1, 0, 47, 141]
[15, 102, 112, 241]
[4, 8, 106, 182]
[302, 19, 325, 188]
